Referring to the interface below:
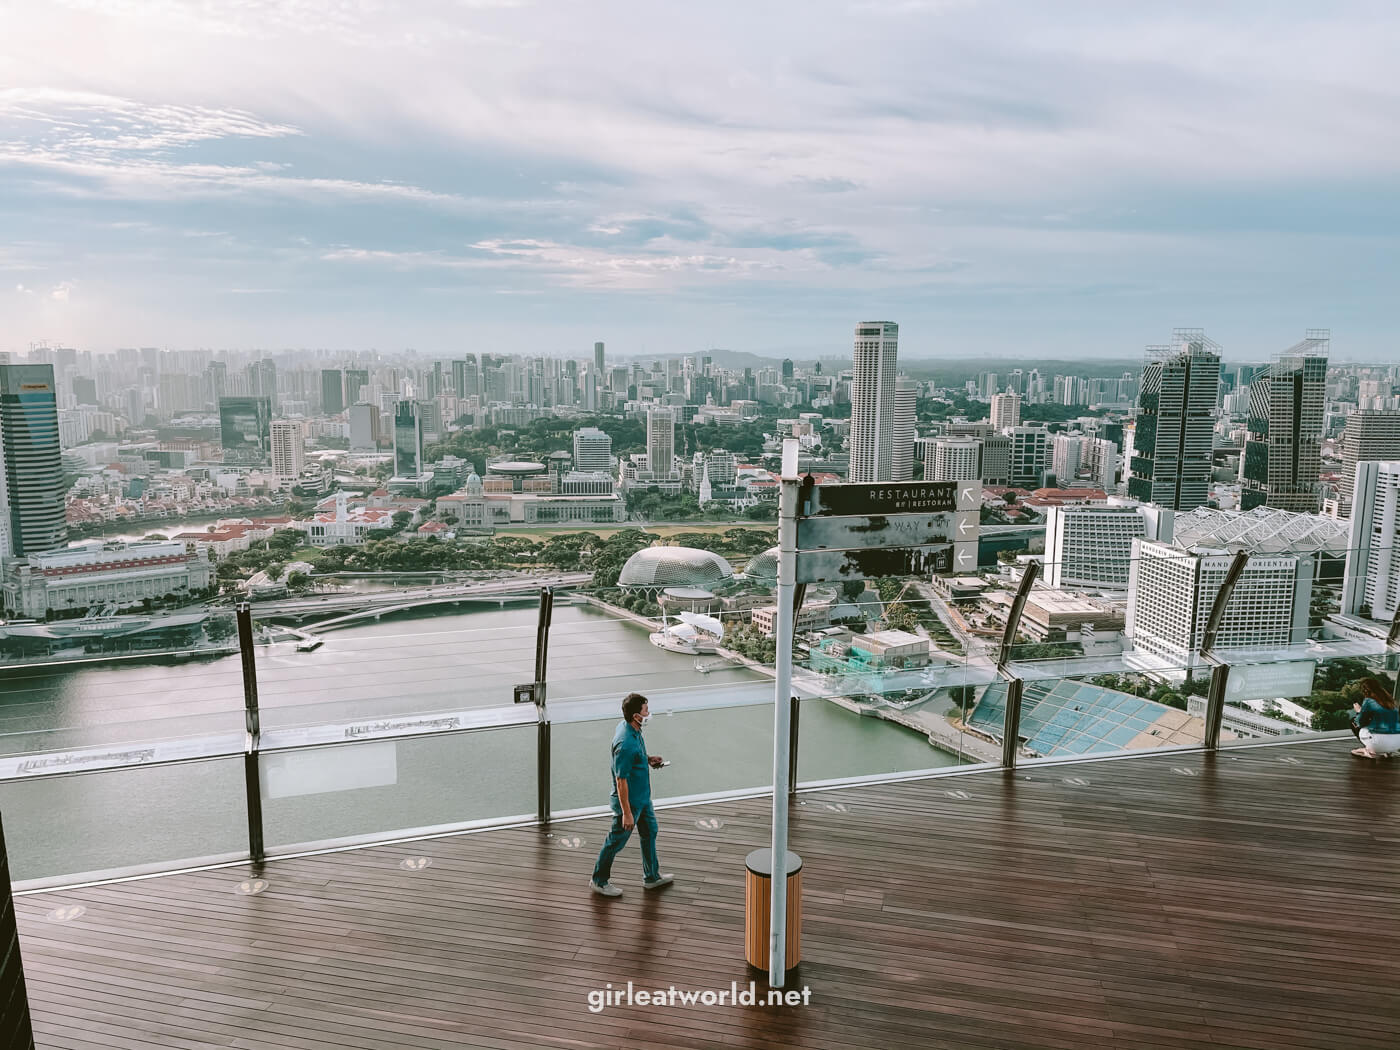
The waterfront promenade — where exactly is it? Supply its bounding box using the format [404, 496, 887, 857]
[15, 737, 1396, 1049]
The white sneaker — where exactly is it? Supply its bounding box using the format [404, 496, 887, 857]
[643, 874, 674, 890]
[590, 880, 622, 898]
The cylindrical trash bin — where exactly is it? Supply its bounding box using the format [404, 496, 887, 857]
[744, 848, 802, 971]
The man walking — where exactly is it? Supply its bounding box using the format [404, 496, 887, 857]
[590, 692, 673, 897]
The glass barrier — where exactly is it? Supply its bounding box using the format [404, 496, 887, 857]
[253, 607, 542, 728]
[550, 701, 775, 813]
[1006, 656, 1208, 763]
[793, 646, 1000, 782]
[259, 724, 535, 854]
[1215, 643, 1393, 747]
[0, 658, 245, 755]
[0, 757, 247, 884]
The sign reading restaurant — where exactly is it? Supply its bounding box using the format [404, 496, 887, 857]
[805, 479, 979, 518]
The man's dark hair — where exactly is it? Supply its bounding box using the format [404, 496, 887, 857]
[622, 692, 648, 722]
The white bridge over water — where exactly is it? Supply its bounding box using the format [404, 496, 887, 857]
[250, 573, 593, 628]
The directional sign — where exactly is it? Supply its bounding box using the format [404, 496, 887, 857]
[805, 480, 979, 518]
[952, 543, 977, 572]
[797, 511, 977, 551]
[795, 544, 952, 583]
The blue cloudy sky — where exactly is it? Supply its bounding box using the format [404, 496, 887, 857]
[2, 1, 1398, 360]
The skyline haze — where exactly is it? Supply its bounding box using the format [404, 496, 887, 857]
[2, 2, 1398, 360]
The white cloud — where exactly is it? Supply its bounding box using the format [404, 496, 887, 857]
[49, 280, 76, 301]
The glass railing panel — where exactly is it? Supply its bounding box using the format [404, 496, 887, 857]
[0, 757, 247, 884]
[1217, 647, 1395, 745]
[551, 701, 775, 813]
[259, 725, 535, 854]
[252, 606, 543, 728]
[0, 657, 245, 754]
[794, 645, 1000, 781]
[1005, 660, 1208, 763]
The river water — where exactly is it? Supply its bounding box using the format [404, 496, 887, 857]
[0, 603, 961, 881]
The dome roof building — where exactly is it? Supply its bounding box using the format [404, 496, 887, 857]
[618, 546, 735, 589]
[742, 546, 780, 581]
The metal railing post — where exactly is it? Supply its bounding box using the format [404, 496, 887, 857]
[994, 561, 1039, 772]
[534, 587, 554, 827]
[1387, 603, 1400, 699]
[1201, 551, 1250, 751]
[786, 582, 806, 801]
[787, 696, 800, 799]
[235, 602, 265, 867]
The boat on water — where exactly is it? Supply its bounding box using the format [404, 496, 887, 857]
[649, 611, 725, 656]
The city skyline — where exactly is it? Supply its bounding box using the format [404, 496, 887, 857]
[3, 4, 1399, 359]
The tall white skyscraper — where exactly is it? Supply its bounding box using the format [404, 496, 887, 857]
[270, 420, 306, 488]
[1051, 433, 1083, 483]
[849, 321, 898, 483]
[892, 378, 918, 482]
[1343, 461, 1400, 621]
[572, 426, 613, 473]
[646, 407, 675, 475]
[990, 391, 1022, 432]
[931, 437, 981, 482]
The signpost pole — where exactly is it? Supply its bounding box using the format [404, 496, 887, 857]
[768, 439, 800, 987]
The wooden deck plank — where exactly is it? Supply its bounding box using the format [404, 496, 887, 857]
[13, 739, 1400, 1050]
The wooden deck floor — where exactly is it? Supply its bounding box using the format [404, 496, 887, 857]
[14, 738, 1400, 1050]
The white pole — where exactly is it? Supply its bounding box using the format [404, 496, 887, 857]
[768, 439, 800, 986]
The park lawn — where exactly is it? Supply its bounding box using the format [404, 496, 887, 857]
[489, 522, 774, 542]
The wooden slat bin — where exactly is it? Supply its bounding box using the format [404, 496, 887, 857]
[744, 848, 802, 971]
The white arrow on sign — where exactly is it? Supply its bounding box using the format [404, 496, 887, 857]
[955, 481, 980, 510]
[956, 512, 977, 537]
[955, 546, 975, 568]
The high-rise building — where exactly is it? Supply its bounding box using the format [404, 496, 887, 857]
[1333, 411, 1400, 519]
[572, 427, 613, 473]
[1240, 333, 1329, 513]
[1051, 433, 1083, 483]
[248, 359, 277, 408]
[990, 391, 1021, 431]
[781, 359, 794, 382]
[72, 376, 98, 406]
[218, 396, 273, 466]
[344, 368, 370, 404]
[646, 407, 675, 475]
[980, 435, 1012, 485]
[594, 342, 605, 377]
[270, 420, 306, 487]
[892, 378, 918, 482]
[0, 363, 66, 559]
[1126, 507, 1345, 664]
[849, 321, 898, 483]
[1008, 426, 1050, 488]
[1343, 461, 1400, 621]
[394, 401, 423, 477]
[321, 369, 345, 415]
[1127, 330, 1221, 511]
[931, 437, 981, 482]
[348, 402, 380, 452]
[1083, 437, 1119, 492]
[1044, 503, 1154, 591]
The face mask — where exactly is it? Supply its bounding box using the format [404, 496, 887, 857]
[639, 714, 651, 727]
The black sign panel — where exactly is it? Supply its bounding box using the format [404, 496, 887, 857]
[806, 481, 960, 517]
[797, 511, 979, 551]
[795, 544, 952, 584]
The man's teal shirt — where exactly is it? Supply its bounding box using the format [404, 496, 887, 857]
[610, 720, 651, 812]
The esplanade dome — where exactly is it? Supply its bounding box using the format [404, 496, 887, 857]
[742, 546, 779, 580]
[617, 546, 735, 588]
